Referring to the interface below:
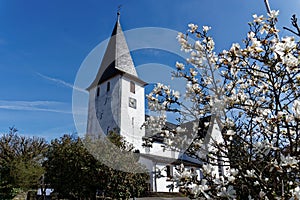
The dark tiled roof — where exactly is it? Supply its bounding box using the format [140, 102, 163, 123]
[87, 16, 140, 90]
[98, 61, 119, 84]
[140, 153, 201, 167]
[144, 115, 211, 143]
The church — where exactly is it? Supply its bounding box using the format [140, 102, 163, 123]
[85, 12, 227, 193]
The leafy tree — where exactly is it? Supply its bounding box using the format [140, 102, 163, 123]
[97, 132, 149, 199]
[44, 133, 149, 199]
[145, 7, 300, 200]
[43, 134, 99, 199]
[0, 127, 47, 199]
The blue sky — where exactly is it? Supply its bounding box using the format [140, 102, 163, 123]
[0, 0, 299, 140]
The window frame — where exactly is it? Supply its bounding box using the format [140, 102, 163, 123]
[130, 81, 135, 94]
[96, 87, 100, 97]
[106, 81, 110, 92]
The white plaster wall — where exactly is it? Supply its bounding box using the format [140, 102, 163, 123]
[209, 120, 224, 146]
[138, 156, 154, 191]
[86, 73, 146, 152]
[155, 163, 179, 193]
[210, 121, 230, 177]
[147, 143, 179, 159]
[86, 75, 122, 136]
[86, 86, 100, 135]
[205, 119, 230, 178]
[138, 158, 203, 193]
[154, 164, 200, 192]
[120, 75, 145, 151]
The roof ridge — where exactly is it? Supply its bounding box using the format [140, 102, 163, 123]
[87, 15, 138, 90]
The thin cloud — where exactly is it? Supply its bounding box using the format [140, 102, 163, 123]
[0, 100, 72, 114]
[36, 73, 87, 93]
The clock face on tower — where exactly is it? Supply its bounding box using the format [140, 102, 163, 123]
[129, 97, 137, 109]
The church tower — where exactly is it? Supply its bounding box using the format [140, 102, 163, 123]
[86, 12, 147, 151]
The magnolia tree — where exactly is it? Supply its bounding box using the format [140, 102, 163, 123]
[144, 10, 300, 199]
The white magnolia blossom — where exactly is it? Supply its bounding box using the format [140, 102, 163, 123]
[202, 163, 214, 175]
[204, 37, 215, 50]
[259, 190, 266, 198]
[202, 25, 211, 32]
[290, 186, 300, 200]
[194, 40, 203, 51]
[175, 61, 185, 70]
[177, 32, 191, 52]
[280, 154, 298, 168]
[253, 14, 264, 23]
[191, 179, 210, 199]
[145, 10, 300, 199]
[245, 169, 256, 178]
[226, 130, 235, 136]
[173, 90, 180, 99]
[249, 37, 264, 53]
[217, 185, 236, 199]
[274, 36, 297, 57]
[293, 100, 300, 119]
[268, 10, 279, 19]
[188, 23, 198, 33]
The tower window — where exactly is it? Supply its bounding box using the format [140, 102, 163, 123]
[217, 151, 223, 176]
[107, 82, 110, 92]
[130, 81, 135, 93]
[96, 87, 100, 97]
[166, 165, 173, 178]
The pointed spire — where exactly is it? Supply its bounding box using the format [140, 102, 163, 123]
[87, 11, 140, 90]
[117, 11, 120, 22]
[117, 5, 121, 22]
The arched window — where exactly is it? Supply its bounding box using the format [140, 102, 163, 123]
[107, 82, 110, 92]
[130, 81, 135, 93]
[96, 87, 100, 97]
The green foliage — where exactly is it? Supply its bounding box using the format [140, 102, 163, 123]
[12, 159, 45, 190]
[43, 134, 99, 199]
[0, 127, 47, 199]
[44, 132, 149, 199]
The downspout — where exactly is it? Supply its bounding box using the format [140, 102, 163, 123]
[154, 162, 157, 192]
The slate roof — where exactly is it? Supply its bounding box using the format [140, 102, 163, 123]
[87, 13, 144, 90]
[140, 153, 202, 167]
[144, 115, 211, 144]
[142, 115, 217, 166]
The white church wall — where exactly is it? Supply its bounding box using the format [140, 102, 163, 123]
[139, 157, 178, 192]
[86, 86, 99, 135]
[139, 156, 203, 193]
[209, 120, 224, 146]
[98, 75, 122, 135]
[120, 75, 145, 151]
[205, 119, 230, 178]
[147, 143, 180, 159]
[154, 164, 201, 193]
[139, 156, 154, 192]
[154, 163, 179, 192]
[87, 75, 122, 136]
